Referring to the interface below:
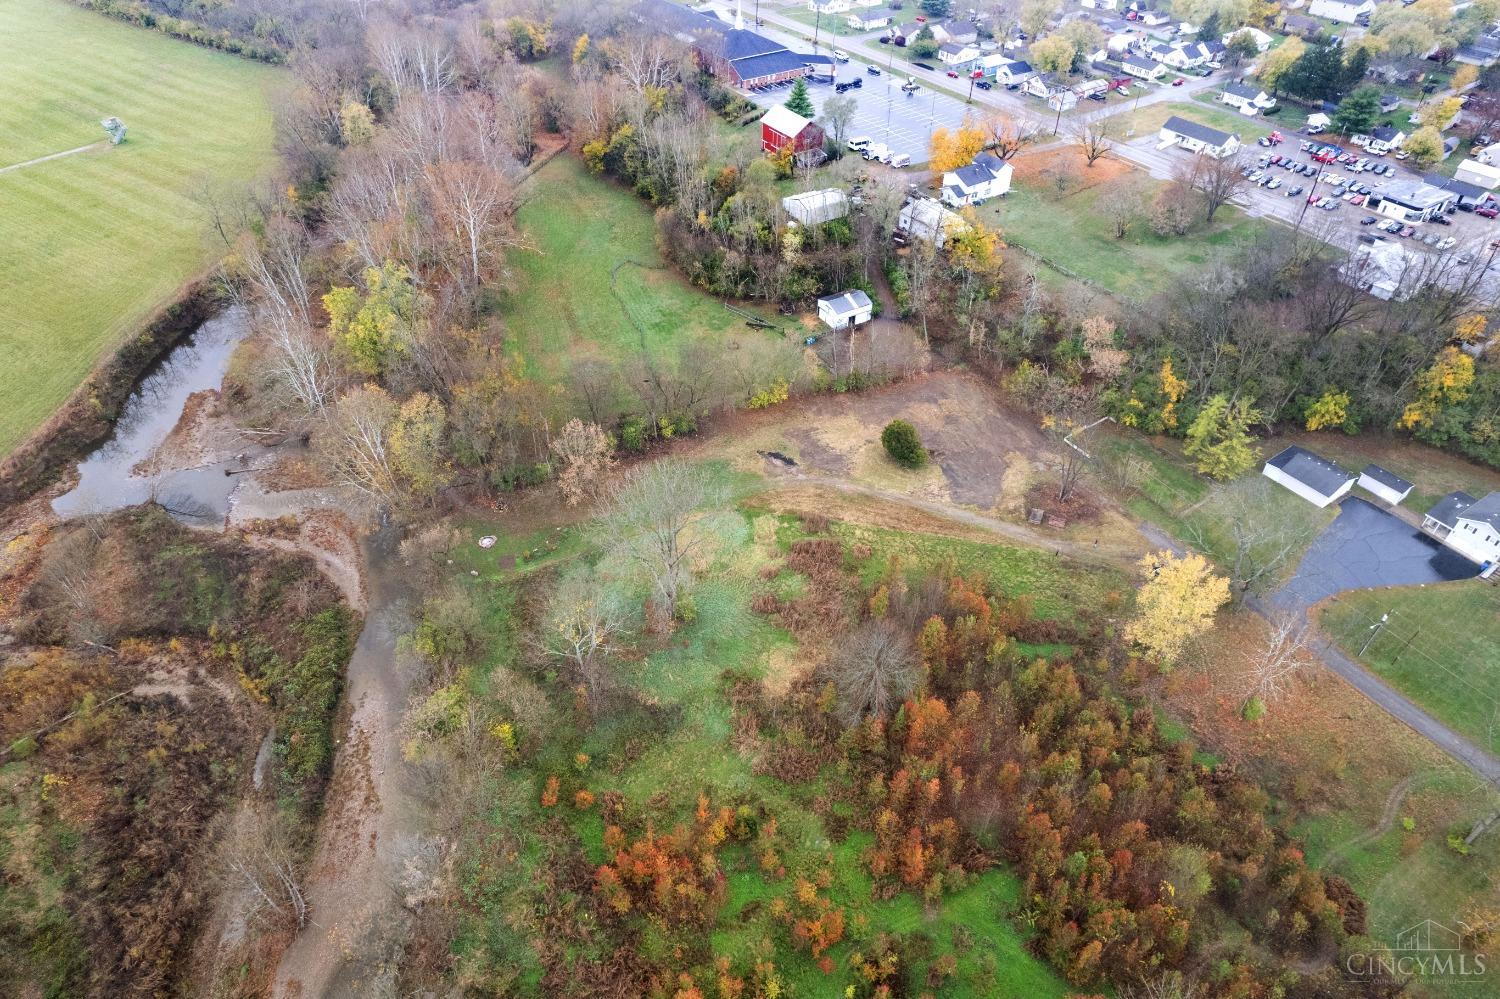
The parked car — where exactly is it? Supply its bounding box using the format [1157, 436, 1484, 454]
[1172, 77, 1186, 86]
[1288, 185, 1304, 196]
[1088, 91, 1106, 101]
[847, 136, 872, 151]
[1437, 236, 1457, 249]
[835, 79, 863, 93]
[1394, 150, 1410, 159]
[946, 69, 959, 78]
[1400, 225, 1416, 237]
[1267, 177, 1282, 189]
[1432, 214, 1452, 225]
[914, 61, 936, 71]
[833, 49, 850, 62]
[867, 65, 882, 75]
[1423, 233, 1439, 246]
[878, 35, 891, 43]
[1361, 215, 1379, 225]
[1479, 206, 1500, 218]
[890, 153, 912, 168]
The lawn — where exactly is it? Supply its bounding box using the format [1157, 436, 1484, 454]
[1125, 100, 1276, 144]
[501, 154, 783, 387]
[0, 0, 280, 457]
[983, 152, 1273, 299]
[1319, 580, 1500, 753]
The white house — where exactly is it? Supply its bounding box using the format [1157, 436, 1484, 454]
[1358, 464, 1414, 505]
[846, 7, 896, 30]
[938, 42, 981, 67]
[817, 289, 873, 329]
[1373, 177, 1457, 222]
[1366, 125, 1406, 154]
[1476, 141, 1500, 167]
[1158, 114, 1241, 157]
[1223, 26, 1273, 52]
[1122, 53, 1167, 80]
[1307, 111, 1332, 131]
[1022, 74, 1078, 109]
[1139, 10, 1170, 25]
[1160, 40, 1218, 68]
[1307, 0, 1375, 22]
[1263, 446, 1357, 507]
[940, 152, 1014, 206]
[898, 196, 967, 248]
[782, 188, 850, 225]
[1220, 81, 1275, 113]
[1422, 491, 1500, 566]
[931, 20, 979, 44]
[988, 58, 1036, 83]
[808, 0, 855, 13]
[1455, 158, 1500, 189]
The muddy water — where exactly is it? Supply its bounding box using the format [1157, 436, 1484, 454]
[51, 308, 258, 524]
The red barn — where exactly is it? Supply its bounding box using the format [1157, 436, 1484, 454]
[760, 105, 826, 166]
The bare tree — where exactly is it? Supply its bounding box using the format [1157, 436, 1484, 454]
[1177, 151, 1249, 224]
[1184, 476, 1322, 601]
[219, 804, 309, 932]
[824, 619, 918, 725]
[818, 94, 858, 148]
[598, 459, 729, 621]
[544, 571, 629, 705]
[982, 111, 1043, 160]
[327, 384, 400, 502]
[231, 218, 334, 413]
[424, 158, 521, 293]
[1071, 118, 1116, 167]
[1240, 610, 1313, 711]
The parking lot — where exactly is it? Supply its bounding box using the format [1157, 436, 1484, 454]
[743, 68, 985, 164]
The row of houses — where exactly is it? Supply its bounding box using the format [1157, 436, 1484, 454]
[1263, 446, 1500, 568]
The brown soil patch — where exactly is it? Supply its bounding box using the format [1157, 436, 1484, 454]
[1024, 480, 1103, 526]
[132, 388, 241, 477]
[1010, 145, 1132, 192]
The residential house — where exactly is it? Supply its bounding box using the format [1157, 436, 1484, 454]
[1340, 238, 1420, 300]
[1358, 465, 1414, 506]
[1379, 92, 1402, 113]
[1372, 177, 1457, 221]
[1280, 13, 1325, 38]
[1023, 74, 1079, 108]
[1422, 491, 1500, 566]
[1159, 41, 1209, 68]
[816, 290, 873, 329]
[1476, 141, 1500, 166]
[782, 188, 850, 225]
[807, 0, 855, 13]
[1366, 124, 1406, 153]
[897, 196, 968, 248]
[1223, 26, 1273, 52]
[1456, 30, 1500, 67]
[1262, 446, 1357, 508]
[845, 7, 897, 30]
[1456, 158, 1500, 189]
[1138, 10, 1170, 25]
[1307, 0, 1375, 23]
[931, 21, 979, 45]
[760, 105, 826, 165]
[892, 21, 924, 43]
[938, 42, 981, 67]
[940, 152, 1014, 206]
[1122, 53, 1167, 80]
[1157, 114, 1241, 157]
[987, 57, 1036, 83]
[1220, 81, 1276, 113]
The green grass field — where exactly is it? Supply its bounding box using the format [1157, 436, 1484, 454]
[983, 162, 1271, 299]
[0, 0, 280, 457]
[502, 154, 783, 389]
[1320, 581, 1500, 752]
[1126, 100, 1277, 143]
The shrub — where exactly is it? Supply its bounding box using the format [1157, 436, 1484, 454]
[881, 420, 926, 469]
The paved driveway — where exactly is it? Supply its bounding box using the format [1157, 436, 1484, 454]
[1269, 497, 1479, 612]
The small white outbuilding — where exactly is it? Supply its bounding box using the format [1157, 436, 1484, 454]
[1357, 464, 1414, 506]
[1262, 446, 1356, 508]
[816, 289, 873, 330]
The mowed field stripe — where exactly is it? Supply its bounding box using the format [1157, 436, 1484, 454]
[0, 0, 281, 457]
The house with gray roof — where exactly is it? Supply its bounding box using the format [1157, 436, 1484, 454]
[1158, 114, 1241, 157]
[817, 289, 873, 330]
[1422, 491, 1500, 566]
[1220, 81, 1275, 113]
[940, 152, 1014, 207]
[1263, 446, 1357, 507]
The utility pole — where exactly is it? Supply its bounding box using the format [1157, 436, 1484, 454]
[1358, 611, 1391, 657]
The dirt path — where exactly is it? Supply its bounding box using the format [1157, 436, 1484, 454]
[273, 526, 422, 997]
[0, 140, 106, 174]
[1321, 775, 1418, 871]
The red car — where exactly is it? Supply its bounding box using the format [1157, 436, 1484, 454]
[1479, 206, 1500, 218]
[1172, 77, 1186, 86]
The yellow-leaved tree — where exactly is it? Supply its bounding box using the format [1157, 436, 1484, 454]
[1399, 346, 1475, 430]
[1304, 389, 1351, 432]
[928, 122, 988, 172]
[1125, 551, 1230, 667]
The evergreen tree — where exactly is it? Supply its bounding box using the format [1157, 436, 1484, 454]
[1280, 45, 1344, 102]
[1340, 46, 1370, 95]
[784, 78, 815, 118]
[921, 0, 953, 16]
[1333, 86, 1381, 135]
[1198, 10, 1221, 42]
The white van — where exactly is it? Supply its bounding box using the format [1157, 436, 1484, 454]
[889, 153, 911, 168]
[862, 142, 890, 162]
[847, 136, 872, 151]
[833, 49, 850, 62]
